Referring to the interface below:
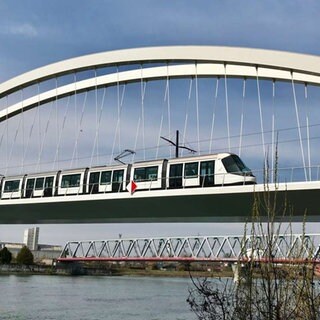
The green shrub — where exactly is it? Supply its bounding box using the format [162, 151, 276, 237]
[16, 246, 34, 265]
[0, 247, 12, 264]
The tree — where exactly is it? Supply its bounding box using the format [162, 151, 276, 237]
[187, 156, 320, 320]
[0, 246, 12, 264]
[16, 246, 34, 265]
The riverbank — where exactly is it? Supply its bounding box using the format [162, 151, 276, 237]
[0, 262, 234, 277]
[0, 263, 56, 275]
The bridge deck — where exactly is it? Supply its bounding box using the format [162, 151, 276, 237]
[0, 182, 319, 223]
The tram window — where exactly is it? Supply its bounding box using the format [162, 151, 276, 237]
[134, 166, 158, 182]
[89, 172, 100, 185]
[45, 177, 54, 188]
[61, 174, 81, 188]
[89, 172, 100, 194]
[200, 161, 215, 186]
[35, 177, 44, 190]
[134, 168, 145, 182]
[184, 162, 198, 178]
[169, 164, 183, 188]
[25, 178, 35, 198]
[112, 170, 124, 183]
[100, 171, 111, 185]
[112, 170, 124, 192]
[44, 177, 54, 197]
[200, 161, 214, 176]
[3, 180, 20, 193]
[26, 178, 35, 191]
[146, 167, 158, 181]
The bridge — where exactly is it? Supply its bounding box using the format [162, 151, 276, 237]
[57, 233, 320, 264]
[0, 46, 320, 223]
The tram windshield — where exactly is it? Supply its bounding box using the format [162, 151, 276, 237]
[222, 155, 253, 176]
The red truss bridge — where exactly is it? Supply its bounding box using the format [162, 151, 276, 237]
[58, 234, 320, 264]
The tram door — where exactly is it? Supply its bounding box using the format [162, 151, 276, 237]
[25, 178, 35, 198]
[89, 172, 100, 194]
[169, 164, 183, 188]
[44, 177, 54, 197]
[200, 161, 215, 187]
[112, 170, 124, 192]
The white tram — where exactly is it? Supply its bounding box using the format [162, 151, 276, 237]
[0, 153, 255, 199]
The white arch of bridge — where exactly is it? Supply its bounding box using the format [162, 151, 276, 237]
[1, 46, 320, 122]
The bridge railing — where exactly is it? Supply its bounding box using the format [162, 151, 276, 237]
[58, 234, 320, 262]
[252, 165, 320, 184]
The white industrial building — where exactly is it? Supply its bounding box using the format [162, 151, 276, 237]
[0, 227, 62, 263]
[23, 227, 39, 250]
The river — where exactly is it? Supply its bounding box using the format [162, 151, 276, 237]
[0, 275, 197, 320]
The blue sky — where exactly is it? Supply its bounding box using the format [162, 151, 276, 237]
[1, 0, 320, 81]
[0, 0, 320, 245]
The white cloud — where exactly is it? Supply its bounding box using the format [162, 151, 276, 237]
[0, 23, 38, 38]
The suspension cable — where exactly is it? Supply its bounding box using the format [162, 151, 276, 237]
[36, 101, 55, 172]
[7, 101, 23, 175]
[166, 63, 171, 158]
[195, 63, 200, 155]
[156, 81, 167, 159]
[0, 97, 8, 172]
[55, 77, 59, 169]
[5, 88, 26, 174]
[52, 96, 71, 170]
[141, 65, 146, 161]
[20, 89, 24, 173]
[74, 72, 78, 166]
[110, 67, 121, 163]
[110, 83, 126, 164]
[239, 78, 246, 156]
[5, 95, 8, 174]
[224, 64, 231, 152]
[132, 117, 141, 163]
[117, 66, 121, 154]
[0, 120, 5, 169]
[305, 84, 311, 181]
[94, 68, 99, 165]
[37, 82, 42, 171]
[182, 78, 193, 157]
[22, 90, 40, 172]
[209, 77, 219, 153]
[119, 82, 126, 152]
[90, 87, 106, 167]
[256, 67, 266, 162]
[70, 91, 88, 168]
[291, 74, 307, 181]
[271, 80, 276, 183]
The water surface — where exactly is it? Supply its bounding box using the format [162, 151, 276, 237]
[0, 275, 196, 320]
